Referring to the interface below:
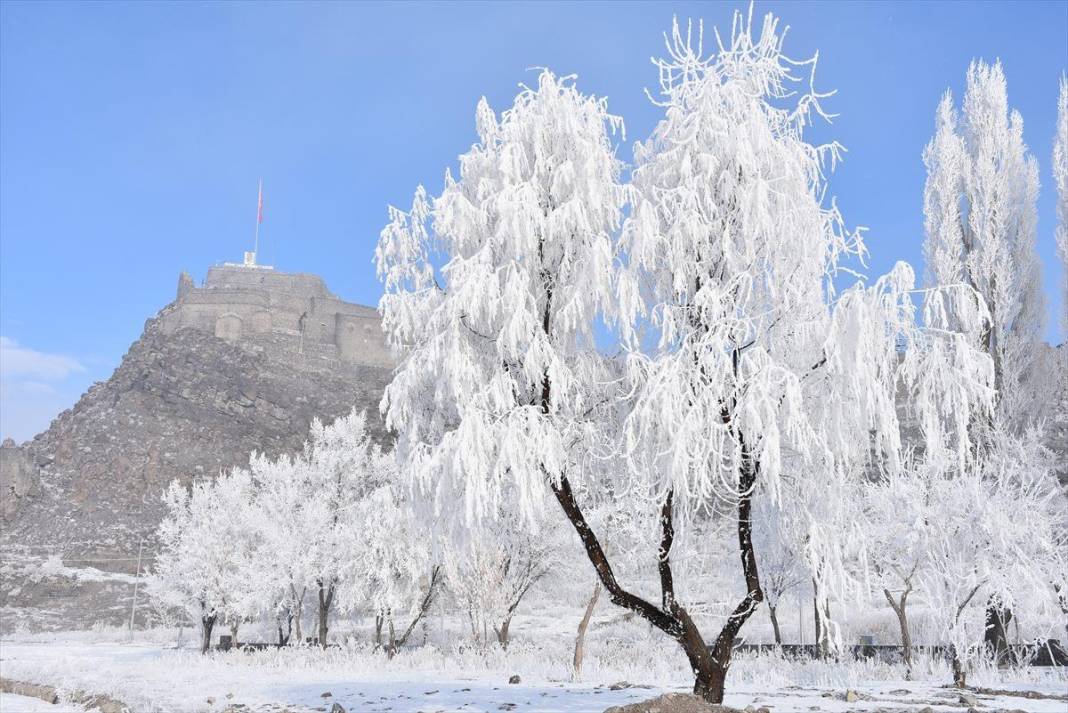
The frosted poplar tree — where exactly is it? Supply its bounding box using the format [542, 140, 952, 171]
[922, 60, 1052, 664]
[1050, 76, 1068, 489]
[922, 60, 1042, 432]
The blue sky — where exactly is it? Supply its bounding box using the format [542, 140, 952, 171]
[1, 1, 1066, 442]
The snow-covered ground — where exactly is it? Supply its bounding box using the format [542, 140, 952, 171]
[0, 692, 87, 713]
[1, 629, 1065, 713]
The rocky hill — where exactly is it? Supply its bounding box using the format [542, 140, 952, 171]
[0, 264, 393, 631]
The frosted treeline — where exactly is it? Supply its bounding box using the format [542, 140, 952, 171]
[150, 5, 1068, 706]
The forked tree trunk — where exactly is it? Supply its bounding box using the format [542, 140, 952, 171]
[768, 602, 782, 646]
[573, 582, 601, 679]
[884, 586, 912, 675]
[548, 448, 764, 704]
[493, 615, 513, 650]
[200, 613, 216, 654]
[539, 306, 763, 703]
[317, 581, 335, 649]
[229, 620, 240, 648]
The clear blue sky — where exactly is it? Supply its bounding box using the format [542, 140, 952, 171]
[1, 1, 1066, 442]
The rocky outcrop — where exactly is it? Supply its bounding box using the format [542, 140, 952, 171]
[0, 266, 393, 630]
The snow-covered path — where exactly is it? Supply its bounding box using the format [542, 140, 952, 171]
[1, 636, 1065, 712]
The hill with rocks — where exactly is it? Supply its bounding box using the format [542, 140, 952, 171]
[0, 264, 393, 631]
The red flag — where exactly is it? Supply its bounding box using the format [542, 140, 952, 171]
[257, 180, 264, 224]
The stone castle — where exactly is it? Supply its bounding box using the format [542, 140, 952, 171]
[160, 264, 391, 368]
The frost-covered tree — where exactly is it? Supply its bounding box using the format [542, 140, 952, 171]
[351, 480, 443, 657]
[376, 65, 626, 651]
[864, 463, 928, 674]
[443, 502, 557, 649]
[751, 503, 804, 647]
[150, 469, 258, 653]
[923, 60, 1042, 432]
[914, 431, 1065, 687]
[922, 60, 1055, 665]
[609, 11, 991, 700]
[248, 409, 385, 647]
[377, 8, 994, 703]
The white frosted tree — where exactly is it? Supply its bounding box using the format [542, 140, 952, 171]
[864, 461, 929, 674]
[247, 409, 385, 647]
[150, 469, 259, 654]
[922, 59, 1061, 667]
[351, 479, 443, 657]
[610, 10, 992, 700]
[913, 430, 1065, 687]
[377, 10, 994, 703]
[922, 59, 1042, 432]
[443, 501, 558, 649]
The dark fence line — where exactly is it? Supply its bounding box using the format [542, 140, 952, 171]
[734, 641, 1068, 667]
[216, 635, 1068, 667]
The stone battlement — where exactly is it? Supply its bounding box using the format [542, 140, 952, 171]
[159, 264, 391, 368]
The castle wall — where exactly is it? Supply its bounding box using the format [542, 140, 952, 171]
[160, 266, 392, 368]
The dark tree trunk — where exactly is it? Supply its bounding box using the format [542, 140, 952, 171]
[768, 603, 782, 646]
[547, 450, 763, 704]
[201, 613, 216, 654]
[984, 599, 1012, 666]
[884, 587, 912, 675]
[374, 613, 384, 647]
[317, 581, 335, 649]
[811, 578, 831, 659]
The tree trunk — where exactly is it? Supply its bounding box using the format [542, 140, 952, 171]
[768, 603, 782, 646]
[385, 566, 443, 659]
[200, 614, 216, 654]
[984, 599, 1012, 666]
[951, 644, 967, 688]
[229, 620, 240, 649]
[540, 335, 763, 704]
[573, 582, 601, 679]
[884, 587, 912, 675]
[290, 585, 305, 645]
[546, 440, 764, 704]
[493, 615, 513, 650]
[812, 579, 831, 659]
[374, 613, 384, 647]
[277, 609, 293, 647]
[317, 581, 335, 649]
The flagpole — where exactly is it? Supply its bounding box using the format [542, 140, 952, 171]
[253, 178, 262, 261]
